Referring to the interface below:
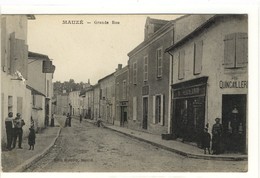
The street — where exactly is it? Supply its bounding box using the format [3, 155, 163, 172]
[24, 116, 247, 172]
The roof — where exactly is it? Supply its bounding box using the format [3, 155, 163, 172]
[79, 86, 94, 96]
[26, 85, 46, 97]
[165, 15, 245, 53]
[28, 51, 50, 60]
[98, 72, 115, 83]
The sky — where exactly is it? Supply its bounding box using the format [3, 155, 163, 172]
[27, 15, 182, 84]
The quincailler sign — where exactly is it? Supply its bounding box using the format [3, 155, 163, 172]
[219, 80, 248, 89]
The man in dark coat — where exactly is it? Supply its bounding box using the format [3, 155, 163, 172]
[12, 113, 25, 149]
[201, 128, 211, 154]
[5, 112, 14, 150]
[212, 118, 223, 155]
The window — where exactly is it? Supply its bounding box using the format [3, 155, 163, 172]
[17, 97, 23, 114]
[8, 96, 13, 113]
[122, 80, 127, 100]
[156, 48, 163, 77]
[178, 50, 185, 80]
[152, 94, 164, 125]
[224, 33, 248, 68]
[143, 55, 148, 81]
[194, 40, 203, 75]
[133, 62, 137, 85]
[32, 95, 36, 107]
[133, 97, 137, 121]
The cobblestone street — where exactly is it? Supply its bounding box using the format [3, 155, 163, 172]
[24, 117, 247, 172]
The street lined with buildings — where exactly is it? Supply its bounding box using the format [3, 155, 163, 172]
[1, 14, 248, 172]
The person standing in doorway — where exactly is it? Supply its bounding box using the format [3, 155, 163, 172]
[5, 112, 14, 151]
[80, 114, 82, 123]
[50, 114, 55, 127]
[12, 113, 25, 149]
[212, 118, 223, 155]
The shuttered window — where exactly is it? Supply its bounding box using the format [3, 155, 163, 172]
[144, 55, 148, 81]
[133, 97, 137, 121]
[224, 33, 248, 68]
[153, 94, 164, 125]
[156, 48, 163, 78]
[178, 50, 185, 80]
[17, 97, 23, 114]
[194, 40, 203, 75]
[122, 80, 127, 99]
[133, 62, 137, 85]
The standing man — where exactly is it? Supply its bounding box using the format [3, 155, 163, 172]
[80, 114, 82, 123]
[12, 113, 25, 149]
[212, 118, 223, 155]
[5, 112, 14, 151]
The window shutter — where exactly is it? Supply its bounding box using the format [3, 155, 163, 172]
[42, 60, 53, 73]
[15, 39, 26, 78]
[23, 44, 28, 79]
[152, 95, 156, 124]
[194, 40, 203, 74]
[160, 94, 164, 126]
[236, 33, 248, 68]
[224, 33, 236, 68]
[178, 50, 185, 79]
[133, 97, 137, 121]
[1, 17, 7, 70]
[10, 32, 16, 74]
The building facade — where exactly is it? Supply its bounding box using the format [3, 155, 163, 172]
[56, 92, 70, 115]
[114, 64, 129, 127]
[166, 15, 248, 153]
[69, 90, 80, 116]
[98, 73, 115, 124]
[93, 84, 100, 120]
[1, 15, 35, 146]
[27, 51, 55, 129]
[127, 17, 173, 135]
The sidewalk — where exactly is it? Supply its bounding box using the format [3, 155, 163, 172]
[85, 119, 247, 161]
[1, 126, 61, 172]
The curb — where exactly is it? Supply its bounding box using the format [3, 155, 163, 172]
[97, 123, 247, 161]
[11, 127, 62, 172]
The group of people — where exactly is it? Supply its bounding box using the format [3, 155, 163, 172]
[5, 112, 36, 151]
[201, 117, 223, 155]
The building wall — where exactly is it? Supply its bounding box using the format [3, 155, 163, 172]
[56, 94, 69, 115]
[99, 75, 115, 124]
[128, 25, 173, 135]
[1, 15, 32, 146]
[93, 85, 100, 120]
[83, 89, 94, 119]
[115, 66, 129, 127]
[170, 15, 248, 152]
[69, 91, 80, 116]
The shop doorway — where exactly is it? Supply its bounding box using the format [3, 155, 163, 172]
[222, 94, 247, 153]
[173, 97, 205, 145]
[120, 106, 128, 127]
[142, 97, 148, 129]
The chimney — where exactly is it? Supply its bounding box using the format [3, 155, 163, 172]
[118, 64, 122, 70]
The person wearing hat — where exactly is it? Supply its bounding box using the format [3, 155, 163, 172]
[5, 112, 14, 151]
[12, 113, 25, 149]
[211, 118, 223, 154]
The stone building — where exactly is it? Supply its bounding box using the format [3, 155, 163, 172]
[114, 64, 129, 127]
[1, 15, 35, 146]
[127, 17, 173, 135]
[56, 92, 70, 115]
[93, 83, 100, 120]
[69, 90, 80, 116]
[98, 72, 115, 124]
[80, 86, 94, 119]
[165, 14, 248, 153]
[27, 51, 55, 129]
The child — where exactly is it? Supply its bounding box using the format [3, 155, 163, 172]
[28, 127, 36, 150]
[201, 128, 211, 154]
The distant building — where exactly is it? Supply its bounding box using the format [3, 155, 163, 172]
[165, 14, 248, 153]
[56, 93, 69, 115]
[79, 86, 94, 119]
[98, 72, 115, 124]
[93, 84, 100, 120]
[1, 15, 35, 146]
[69, 90, 80, 116]
[114, 64, 129, 127]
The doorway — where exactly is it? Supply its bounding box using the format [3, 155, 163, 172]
[142, 97, 148, 129]
[222, 94, 247, 153]
[120, 106, 128, 127]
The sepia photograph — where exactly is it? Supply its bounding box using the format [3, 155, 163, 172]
[0, 13, 251, 173]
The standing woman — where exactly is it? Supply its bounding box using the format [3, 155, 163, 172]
[212, 118, 223, 155]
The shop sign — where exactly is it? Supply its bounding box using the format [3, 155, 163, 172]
[174, 85, 206, 98]
[219, 80, 248, 89]
[142, 85, 149, 95]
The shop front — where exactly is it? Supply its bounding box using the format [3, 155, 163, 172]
[172, 77, 208, 146]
